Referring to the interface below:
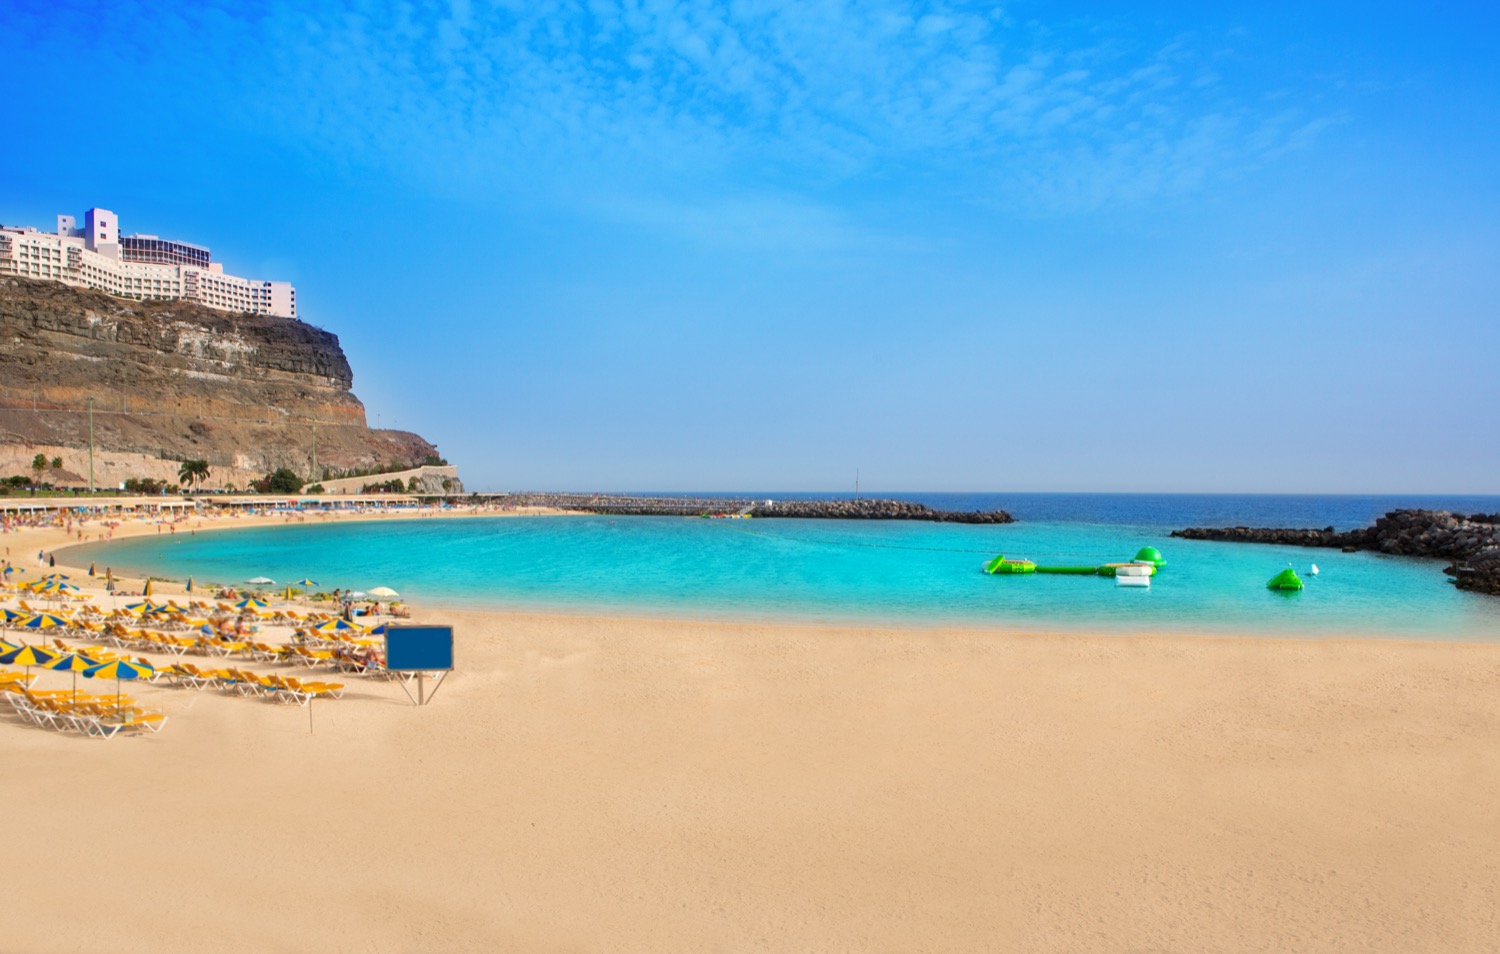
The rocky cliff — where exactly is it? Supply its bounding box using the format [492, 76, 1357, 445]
[1171, 510, 1500, 595]
[0, 277, 442, 488]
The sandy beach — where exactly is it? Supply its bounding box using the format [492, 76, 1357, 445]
[4, 511, 1499, 952]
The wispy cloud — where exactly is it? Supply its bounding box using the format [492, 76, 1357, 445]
[27, 1, 1335, 221]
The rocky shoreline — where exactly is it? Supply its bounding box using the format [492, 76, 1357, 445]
[1171, 509, 1500, 595]
[508, 494, 1014, 524]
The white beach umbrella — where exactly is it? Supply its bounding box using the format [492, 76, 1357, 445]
[367, 586, 399, 598]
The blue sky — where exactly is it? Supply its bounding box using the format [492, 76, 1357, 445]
[3, 1, 1497, 493]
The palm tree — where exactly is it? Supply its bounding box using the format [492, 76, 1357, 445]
[30, 453, 46, 496]
[178, 459, 211, 490]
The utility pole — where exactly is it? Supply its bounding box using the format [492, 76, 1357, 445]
[87, 396, 95, 494]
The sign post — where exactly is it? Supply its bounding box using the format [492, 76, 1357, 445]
[384, 625, 454, 706]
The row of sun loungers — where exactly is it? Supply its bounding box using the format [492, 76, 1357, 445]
[3, 687, 167, 739]
[163, 663, 344, 705]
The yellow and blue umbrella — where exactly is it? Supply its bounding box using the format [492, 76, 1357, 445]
[16, 613, 70, 630]
[84, 658, 155, 718]
[46, 651, 99, 705]
[313, 618, 365, 634]
[233, 598, 271, 611]
[293, 579, 318, 587]
[1, 643, 57, 684]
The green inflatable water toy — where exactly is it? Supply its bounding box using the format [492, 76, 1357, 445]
[1133, 547, 1166, 569]
[1267, 568, 1304, 591]
[1097, 562, 1156, 577]
[984, 555, 1036, 575]
[1035, 565, 1099, 575]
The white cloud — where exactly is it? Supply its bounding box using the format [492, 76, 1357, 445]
[36, 0, 1336, 223]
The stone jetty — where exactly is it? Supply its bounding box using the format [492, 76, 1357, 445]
[1171, 509, 1500, 595]
[508, 494, 1014, 524]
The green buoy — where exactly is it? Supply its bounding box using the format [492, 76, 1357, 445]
[1133, 546, 1166, 569]
[1267, 568, 1304, 591]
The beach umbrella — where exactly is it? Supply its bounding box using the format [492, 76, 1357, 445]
[143, 580, 153, 598]
[245, 576, 276, 586]
[42, 573, 70, 581]
[83, 658, 154, 719]
[186, 577, 194, 594]
[365, 622, 392, 636]
[0, 643, 57, 685]
[367, 586, 399, 598]
[233, 598, 270, 611]
[16, 613, 70, 630]
[293, 579, 318, 587]
[89, 563, 96, 577]
[46, 651, 99, 705]
[313, 618, 364, 634]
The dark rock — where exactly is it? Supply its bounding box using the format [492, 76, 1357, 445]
[507, 494, 1014, 524]
[1172, 510, 1500, 597]
[0, 277, 440, 476]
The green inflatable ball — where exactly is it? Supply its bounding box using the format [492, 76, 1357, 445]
[1133, 546, 1166, 569]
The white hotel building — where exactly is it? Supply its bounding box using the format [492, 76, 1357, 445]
[0, 207, 296, 319]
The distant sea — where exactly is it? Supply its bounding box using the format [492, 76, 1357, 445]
[69, 493, 1500, 640]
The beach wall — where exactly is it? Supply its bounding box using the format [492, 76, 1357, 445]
[317, 464, 463, 495]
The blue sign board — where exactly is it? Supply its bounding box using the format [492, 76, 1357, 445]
[385, 625, 454, 672]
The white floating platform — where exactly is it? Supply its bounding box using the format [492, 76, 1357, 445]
[1116, 574, 1151, 587]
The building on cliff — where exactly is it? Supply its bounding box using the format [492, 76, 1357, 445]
[0, 207, 295, 318]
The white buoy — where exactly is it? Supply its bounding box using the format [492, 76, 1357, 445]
[1310, 564, 1319, 576]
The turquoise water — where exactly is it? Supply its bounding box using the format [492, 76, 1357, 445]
[65, 504, 1500, 639]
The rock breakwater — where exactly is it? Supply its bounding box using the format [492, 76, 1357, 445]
[1172, 509, 1500, 595]
[508, 494, 1014, 524]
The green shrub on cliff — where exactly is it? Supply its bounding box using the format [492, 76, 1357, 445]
[251, 468, 305, 494]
